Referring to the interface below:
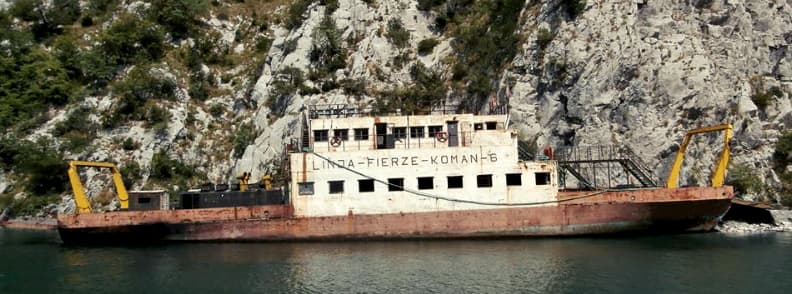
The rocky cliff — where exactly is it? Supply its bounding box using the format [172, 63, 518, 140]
[0, 0, 790, 215]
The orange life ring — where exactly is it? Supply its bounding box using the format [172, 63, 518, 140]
[330, 136, 342, 147]
[435, 132, 448, 142]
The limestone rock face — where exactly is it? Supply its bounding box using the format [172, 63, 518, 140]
[507, 0, 792, 189]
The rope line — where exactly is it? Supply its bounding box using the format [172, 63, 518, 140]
[307, 151, 632, 206]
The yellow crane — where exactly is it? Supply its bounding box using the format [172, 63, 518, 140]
[66, 161, 129, 214]
[666, 124, 733, 188]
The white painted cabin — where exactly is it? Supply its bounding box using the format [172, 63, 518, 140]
[289, 112, 559, 217]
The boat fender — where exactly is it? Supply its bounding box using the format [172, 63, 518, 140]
[436, 132, 448, 142]
[330, 136, 342, 147]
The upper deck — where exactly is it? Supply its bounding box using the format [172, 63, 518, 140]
[304, 111, 513, 153]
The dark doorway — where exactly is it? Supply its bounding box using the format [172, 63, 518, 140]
[447, 121, 459, 147]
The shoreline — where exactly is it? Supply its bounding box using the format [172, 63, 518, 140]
[0, 217, 57, 231]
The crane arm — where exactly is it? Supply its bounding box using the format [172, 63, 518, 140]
[66, 161, 130, 214]
[666, 124, 733, 188]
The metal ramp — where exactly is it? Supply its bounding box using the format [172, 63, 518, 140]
[555, 145, 659, 190]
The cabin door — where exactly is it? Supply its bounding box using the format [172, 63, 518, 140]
[447, 121, 459, 147]
[376, 123, 387, 149]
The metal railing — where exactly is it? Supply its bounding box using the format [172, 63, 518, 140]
[554, 145, 659, 189]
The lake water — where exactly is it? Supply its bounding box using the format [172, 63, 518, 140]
[1, 229, 791, 293]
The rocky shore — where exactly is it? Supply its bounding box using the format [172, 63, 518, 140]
[717, 210, 792, 234]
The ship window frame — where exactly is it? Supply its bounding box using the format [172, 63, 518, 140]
[506, 173, 522, 186]
[417, 177, 434, 190]
[328, 180, 344, 194]
[138, 197, 152, 204]
[354, 128, 369, 140]
[485, 121, 497, 130]
[477, 174, 493, 188]
[428, 125, 443, 137]
[388, 178, 404, 191]
[535, 172, 551, 186]
[393, 127, 407, 139]
[358, 179, 375, 192]
[313, 130, 329, 142]
[447, 176, 463, 189]
[410, 126, 425, 138]
[333, 129, 349, 141]
[474, 123, 484, 131]
[298, 182, 315, 195]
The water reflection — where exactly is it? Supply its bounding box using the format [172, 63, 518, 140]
[1, 230, 792, 293]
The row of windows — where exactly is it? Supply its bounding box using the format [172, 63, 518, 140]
[298, 173, 552, 195]
[314, 126, 446, 142]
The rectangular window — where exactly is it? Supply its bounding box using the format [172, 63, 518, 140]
[393, 127, 406, 139]
[535, 172, 551, 185]
[477, 175, 493, 188]
[417, 177, 433, 190]
[359, 179, 375, 192]
[388, 178, 404, 191]
[333, 129, 349, 140]
[447, 176, 463, 189]
[138, 197, 152, 204]
[474, 123, 484, 130]
[410, 126, 425, 138]
[486, 121, 497, 130]
[354, 128, 369, 140]
[298, 182, 315, 195]
[506, 173, 522, 186]
[428, 125, 443, 137]
[328, 181, 344, 194]
[313, 130, 329, 142]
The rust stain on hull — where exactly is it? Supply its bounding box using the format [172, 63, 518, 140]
[57, 187, 733, 244]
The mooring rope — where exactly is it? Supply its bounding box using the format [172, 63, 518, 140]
[307, 151, 629, 206]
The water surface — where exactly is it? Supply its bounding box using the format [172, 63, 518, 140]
[1, 229, 790, 293]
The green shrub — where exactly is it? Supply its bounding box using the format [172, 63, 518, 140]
[208, 104, 225, 117]
[309, 16, 347, 78]
[105, 66, 176, 127]
[11, 195, 59, 216]
[120, 161, 142, 189]
[232, 122, 257, 158]
[727, 164, 773, 202]
[341, 78, 366, 96]
[562, 0, 587, 18]
[417, 0, 446, 11]
[266, 67, 305, 116]
[53, 107, 98, 152]
[773, 130, 792, 172]
[147, 0, 209, 39]
[417, 38, 439, 55]
[99, 13, 166, 66]
[15, 138, 68, 195]
[386, 19, 410, 48]
[285, 0, 313, 30]
[255, 37, 273, 53]
[9, 0, 40, 22]
[122, 138, 140, 151]
[149, 150, 198, 180]
[536, 28, 554, 49]
[322, 0, 339, 15]
[751, 92, 772, 111]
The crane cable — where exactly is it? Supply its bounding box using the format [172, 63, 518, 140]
[307, 151, 632, 206]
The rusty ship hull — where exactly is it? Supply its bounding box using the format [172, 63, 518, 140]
[57, 186, 733, 245]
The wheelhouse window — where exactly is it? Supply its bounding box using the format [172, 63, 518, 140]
[486, 121, 497, 130]
[474, 123, 484, 130]
[393, 127, 407, 139]
[447, 176, 463, 189]
[298, 182, 315, 195]
[328, 181, 344, 194]
[477, 175, 493, 188]
[314, 130, 329, 142]
[334, 129, 349, 140]
[417, 177, 433, 190]
[359, 179, 375, 192]
[410, 126, 425, 138]
[388, 178, 404, 191]
[428, 126, 443, 137]
[535, 172, 551, 185]
[354, 128, 369, 140]
[506, 173, 522, 186]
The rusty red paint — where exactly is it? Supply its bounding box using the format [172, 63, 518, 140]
[57, 186, 733, 244]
